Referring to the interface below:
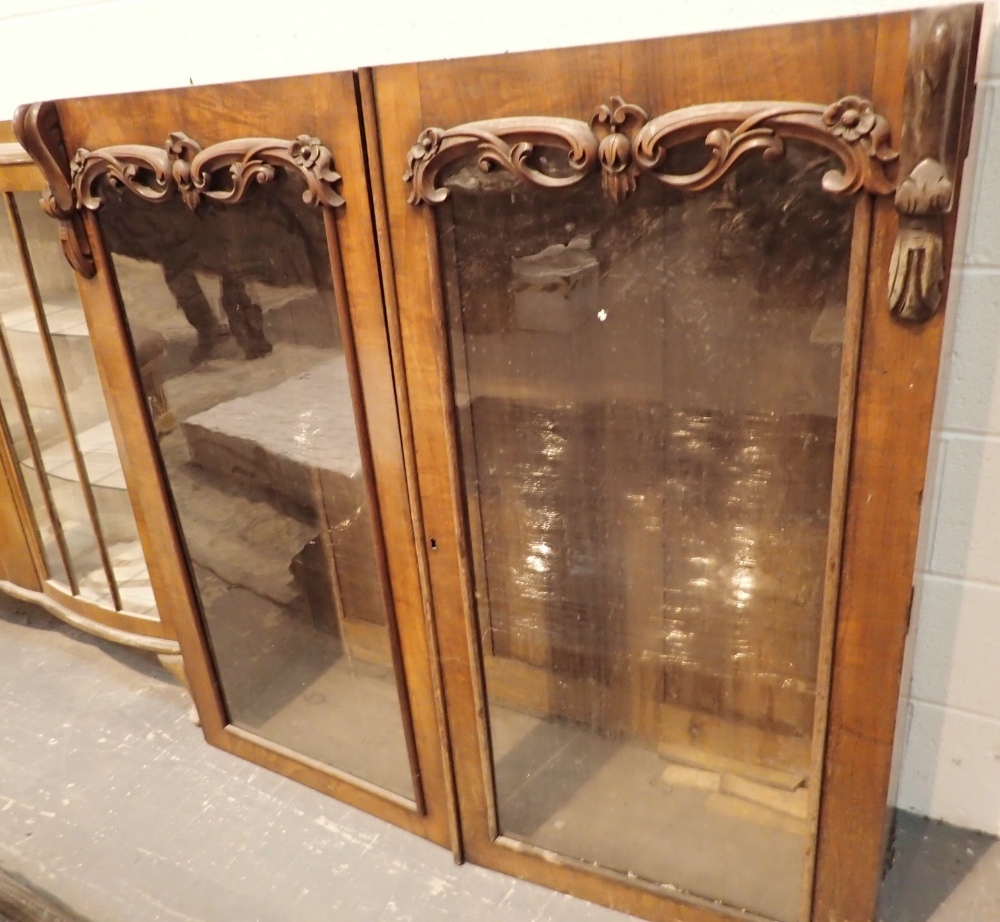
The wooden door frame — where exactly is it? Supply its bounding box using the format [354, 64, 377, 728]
[369, 7, 981, 921]
[17, 73, 455, 848]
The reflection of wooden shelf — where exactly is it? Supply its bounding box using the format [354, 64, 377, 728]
[22, 419, 126, 491]
[77, 539, 157, 616]
[20, 419, 136, 544]
[341, 617, 392, 669]
[1, 301, 92, 338]
[484, 654, 812, 776]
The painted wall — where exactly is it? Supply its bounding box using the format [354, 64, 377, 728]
[1, 0, 998, 834]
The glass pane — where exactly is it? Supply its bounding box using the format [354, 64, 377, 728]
[0, 205, 63, 582]
[0, 196, 88, 592]
[439, 145, 852, 921]
[12, 192, 157, 615]
[98, 174, 415, 799]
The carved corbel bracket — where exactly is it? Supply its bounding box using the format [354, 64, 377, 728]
[72, 132, 345, 212]
[888, 7, 977, 322]
[13, 101, 96, 279]
[405, 95, 899, 206]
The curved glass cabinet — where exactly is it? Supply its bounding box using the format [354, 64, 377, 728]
[0, 131, 176, 658]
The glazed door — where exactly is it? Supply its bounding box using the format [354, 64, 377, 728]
[373, 8, 979, 922]
[15, 75, 454, 846]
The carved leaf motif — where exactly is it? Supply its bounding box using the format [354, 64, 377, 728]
[884, 7, 975, 325]
[590, 97, 648, 204]
[888, 226, 945, 321]
[894, 157, 954, 215]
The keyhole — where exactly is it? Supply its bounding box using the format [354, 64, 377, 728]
[429, 538, 438, 550]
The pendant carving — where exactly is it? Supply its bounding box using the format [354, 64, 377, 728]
[888, 7, 977, 322]
[591, 96, 648, 204]
[405, 95, 899, 206]
[12, 102, 96, 278]
[72, 133, 345, 212]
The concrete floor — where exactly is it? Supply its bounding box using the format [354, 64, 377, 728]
[0, 596, 997, 922]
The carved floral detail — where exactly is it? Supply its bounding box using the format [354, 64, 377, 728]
[406, 96, 900, 206]
[823, 96, 887, 146]
[71, 133, 344, 212]
[590, 97, 649, 204]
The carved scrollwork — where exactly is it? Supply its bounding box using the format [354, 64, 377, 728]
[404, 118, 598, 205]
[636, 97, 897, 196]
[71, 133, 345, 212]
[14, 104, 345, 278]
[405, 95, 899, 206]
[72, 145, 173, 209]
[174, 134, 343, 210]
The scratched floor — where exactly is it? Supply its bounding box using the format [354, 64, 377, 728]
[0, 597, 997, 922]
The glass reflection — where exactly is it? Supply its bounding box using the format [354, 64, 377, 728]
[440, 145, 851, 921]
[98, 174, 415, 799]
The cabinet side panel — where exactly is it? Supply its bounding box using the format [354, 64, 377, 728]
[813, 8, 981, 922]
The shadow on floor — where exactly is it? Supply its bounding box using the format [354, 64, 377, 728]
[879, 809, 998, 922]
[0, 600, 170, 686]
[0, 865, 94, 922]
